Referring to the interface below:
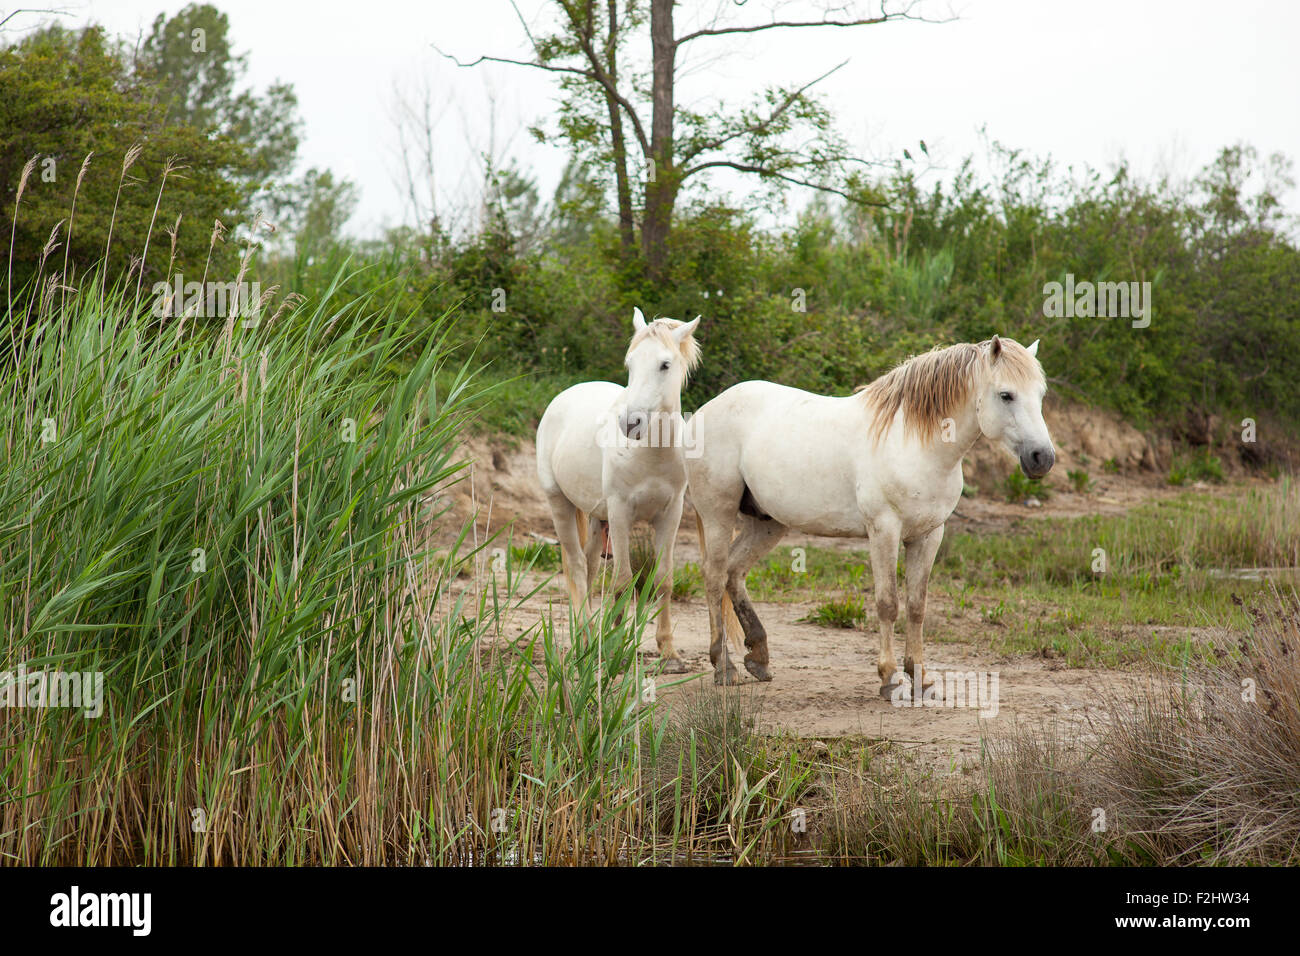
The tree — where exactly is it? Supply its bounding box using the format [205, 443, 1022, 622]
[440, 0, 944, 278]
[269, 168, 360, 259]
[0, 23, 248, 294]
[136, 3, 301, 201]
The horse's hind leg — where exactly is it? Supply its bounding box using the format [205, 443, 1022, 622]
[696, 506, 741, 685]
[725, 515, 786, 682]
[546, 492, 589, 612]
[903, 525, 944, 696]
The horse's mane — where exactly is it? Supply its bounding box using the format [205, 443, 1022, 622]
[626, 318, 702, 381]
[857, 339, 1043, 444]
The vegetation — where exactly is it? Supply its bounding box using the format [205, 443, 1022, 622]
[7, 16, 1299, 440]
[2, 3, 1298, 869]
[1168, 449, 1226, 486]
[822, 588, 1300, 865]
[1004, 471, 1051, 503]
[801, 596, 868, 629]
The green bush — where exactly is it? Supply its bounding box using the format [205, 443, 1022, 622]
[1004, 471, 1051, 503]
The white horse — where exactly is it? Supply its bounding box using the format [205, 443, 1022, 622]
[688, 335, 1055, 691]
[535, 308, 702, 671]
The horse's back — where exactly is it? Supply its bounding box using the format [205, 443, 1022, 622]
[694, 379, 854, 450]
[689, 379, 871, 534]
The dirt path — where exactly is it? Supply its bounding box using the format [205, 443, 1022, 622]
[491, 561, 1128, 769]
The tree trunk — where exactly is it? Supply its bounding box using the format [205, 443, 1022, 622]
[642, 0, 677, 280]
[605, 0, 635, 254]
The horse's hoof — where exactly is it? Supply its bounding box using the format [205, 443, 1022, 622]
[879, 682, 902, 700]
[744, 659, 772, 682]
[660, 656, 688, 674]
[713, 666, 742, 686]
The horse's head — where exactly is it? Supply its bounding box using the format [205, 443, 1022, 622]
[975, 335, 1055, 479]
[619, 307, 701, 439]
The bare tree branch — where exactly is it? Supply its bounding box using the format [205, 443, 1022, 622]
[0, 7, 71, 31]
[675, 2, 948, 47]
[432, 45, 591, 80]
[434, 1, 652, 159]
[680, 158, 888, 203]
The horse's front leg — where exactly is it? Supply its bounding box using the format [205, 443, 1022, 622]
[903, 524, 944, 696]
[867, 522, 901, 698]
[650, 496, 687, 673]
[606, 497, 635, 602]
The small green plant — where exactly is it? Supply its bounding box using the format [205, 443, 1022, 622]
[1003, 471, 1050, 503]
[949, 583, 974, 612]
[801, 595, 867, 628]
[672, 561, 703, 599]
[961, 482, 978, 498]
[1186, 448, 1225, 483]
[1170, 449, 1224, 486]
[1067, 469, 1092, 493]
[1103, 458, 1120, 474]
[982, 600, 1007, 624]
[510, 541, 560, 571]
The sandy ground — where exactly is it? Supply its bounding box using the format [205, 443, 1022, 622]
[494, 566, 1129, 769]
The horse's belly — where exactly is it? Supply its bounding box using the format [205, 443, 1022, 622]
[784, 509, 870, 537]
[747, 472, 868, 536]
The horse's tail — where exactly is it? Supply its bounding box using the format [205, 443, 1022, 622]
[694, 510, 745, 654]
[574, 508, 588, 548]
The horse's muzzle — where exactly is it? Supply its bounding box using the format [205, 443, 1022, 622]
[1019, 445, 1055, 479]
[621, 411, 645, 440]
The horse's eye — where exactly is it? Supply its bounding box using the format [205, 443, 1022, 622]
[1000, 391, 1014, 403]
[660, 361, 671, 371]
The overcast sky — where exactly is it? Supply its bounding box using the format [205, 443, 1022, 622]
[46, 0, 1300, 236]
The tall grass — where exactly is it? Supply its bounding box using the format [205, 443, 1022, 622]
[0, 267, 663, 864]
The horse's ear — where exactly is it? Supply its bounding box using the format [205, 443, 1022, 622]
[633, 307, 648, 332]
[989, 335, 1002, 361]
[672, 315, 701, 342]
[1026, 339, 1039, 357]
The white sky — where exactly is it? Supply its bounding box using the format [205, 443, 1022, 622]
[37, 0, 1300, 236]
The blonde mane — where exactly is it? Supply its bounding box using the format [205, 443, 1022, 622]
[626, 318, 702, 381]
[858, 339, 1043, 444]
